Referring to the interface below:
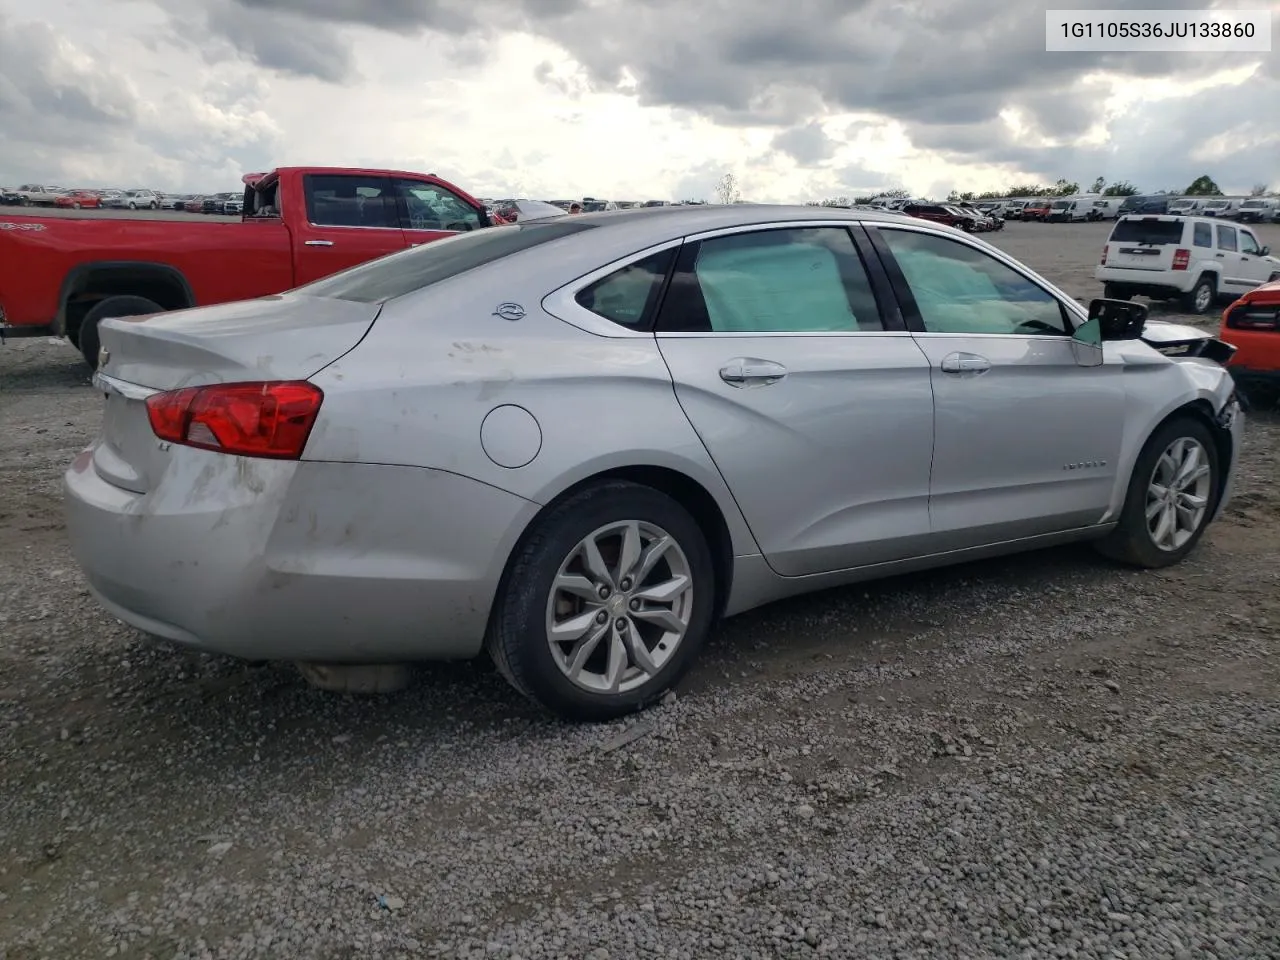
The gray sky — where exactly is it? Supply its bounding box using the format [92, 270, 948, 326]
[1, 0, 1276, 200]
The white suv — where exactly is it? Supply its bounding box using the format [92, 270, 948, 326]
[1096, 215, 1280, 314]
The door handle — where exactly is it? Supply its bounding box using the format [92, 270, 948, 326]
[1215, 253, 1225, 258]
[939, 352, 991, 375]
[719, 357, 787, 387]
[304, 239, 334, 247]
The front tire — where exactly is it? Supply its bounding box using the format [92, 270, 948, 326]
[77, 295, 164, 369]
[486, 480, 716, 721]
[1096, 416, 1220, 569]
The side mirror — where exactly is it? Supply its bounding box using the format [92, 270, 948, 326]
[1088, 297, 1147, 341]
[1260, 245, 1270, 256]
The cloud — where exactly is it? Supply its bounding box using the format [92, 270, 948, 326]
[772, 120, 837, 164]
[0, 0, 1276, 200]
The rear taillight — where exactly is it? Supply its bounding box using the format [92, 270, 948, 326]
[1225, 306, 1279, 330]
[1100, 244, 1108, 265]
[145, 381, 323, 459]
[1172, 249, 1190, 270]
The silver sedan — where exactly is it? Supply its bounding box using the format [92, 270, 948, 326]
[64, 205, 1244, 720]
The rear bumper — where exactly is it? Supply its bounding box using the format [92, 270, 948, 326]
[64, 448, 539, 663]
[1095, 267, 1193, 296]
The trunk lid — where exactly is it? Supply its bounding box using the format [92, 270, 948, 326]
[1104, 216, 1184, 271]
[92, 293, 379, 493]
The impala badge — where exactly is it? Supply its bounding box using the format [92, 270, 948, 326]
[493, 302, 525, 321]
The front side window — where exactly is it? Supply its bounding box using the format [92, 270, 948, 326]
[658, 227, 884, 333]
[1240, 231, 1261, 256]
[394, 180, 484, 232]
[304, 174, 397, 228]
[575, 250, 675, 328]
[878, 228, 1070, 336]
[1216, 224, 1238, 252]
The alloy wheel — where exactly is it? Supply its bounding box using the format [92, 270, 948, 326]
[545, 520, 694, 694]
[1146, 436, 1212, 552]
[1194, 282, 1213, 313]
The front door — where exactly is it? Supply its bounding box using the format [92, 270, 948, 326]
[653, 224, 936, 577]
[1237, 227, 1277, 288]
[870, 224, 1126, 551]
[292, 173, 407, 286]
[392, 178, 488, 247]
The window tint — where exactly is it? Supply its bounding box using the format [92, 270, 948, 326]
[1240, 231, 1260, 256]
[879, 228, 1069, 336]
[575, 249, 674, 328]
[304, 175, 397, 228]
[299, 221, 596, 304]
[1216, 224, 1238, 252]
[1109, 219, 1183, 245]
[1193, 222, 1213, 247]
[662, 227, 883, 333]
[394, 179, 484, 232]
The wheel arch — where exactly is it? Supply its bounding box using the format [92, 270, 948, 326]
[500, 464, 739, 623]
[1144, 398, 1234, 510]
[58, 261, 195, 338]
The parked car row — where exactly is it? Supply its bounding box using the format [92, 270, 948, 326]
[0, 185, 253, 213]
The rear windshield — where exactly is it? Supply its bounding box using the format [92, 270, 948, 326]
[1109, 219, 1183, 245]
[299, 221, 597, 304]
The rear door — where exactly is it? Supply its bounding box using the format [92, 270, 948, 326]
[1213, 223, 1249, 296]
[653, 223, 936, 576]
[292, 173, 406, 285]
[392, 177, 488, 247]
[867, 223, 1126, 550]
[1103, 217, 1183, 272]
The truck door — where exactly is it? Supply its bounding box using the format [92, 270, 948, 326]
[392, 178, 488, 247]
[292, 173, 407, 286]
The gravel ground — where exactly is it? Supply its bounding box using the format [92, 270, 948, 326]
[2, 220, 1278, 959]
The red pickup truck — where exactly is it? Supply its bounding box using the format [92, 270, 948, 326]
[0, 166, 496, 368]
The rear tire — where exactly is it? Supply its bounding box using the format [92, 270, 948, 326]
[1103, 284, 1132, 301]
[1182, 275, 1215, 314]
[486, 480, 716, 722]
[77, 295, 164, 369]
[1095, 416, 1220, 569]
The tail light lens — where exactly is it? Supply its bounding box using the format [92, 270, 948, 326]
[1172, 248, 1190, 270]
[1100, 244, 1108, 265]
[1225, 306, 1279, 330]
[145, 381, 323, 459]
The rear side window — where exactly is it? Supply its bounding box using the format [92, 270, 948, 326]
[299, 222, 596, 303]
[304, 174, 397, 228]
[1109, 219, 1183, 245]
[575, 250, 675, 328]
[1193, 222, 1212, 247]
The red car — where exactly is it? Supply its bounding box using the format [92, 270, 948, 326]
[183, 196, 205, 213]
[54, 190, 103, 210]
[1022, 199, 1053, 222]
[0, 166, 496, 367]
[1219, 279, 1280, 395]
[902, 203, 973, 230]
